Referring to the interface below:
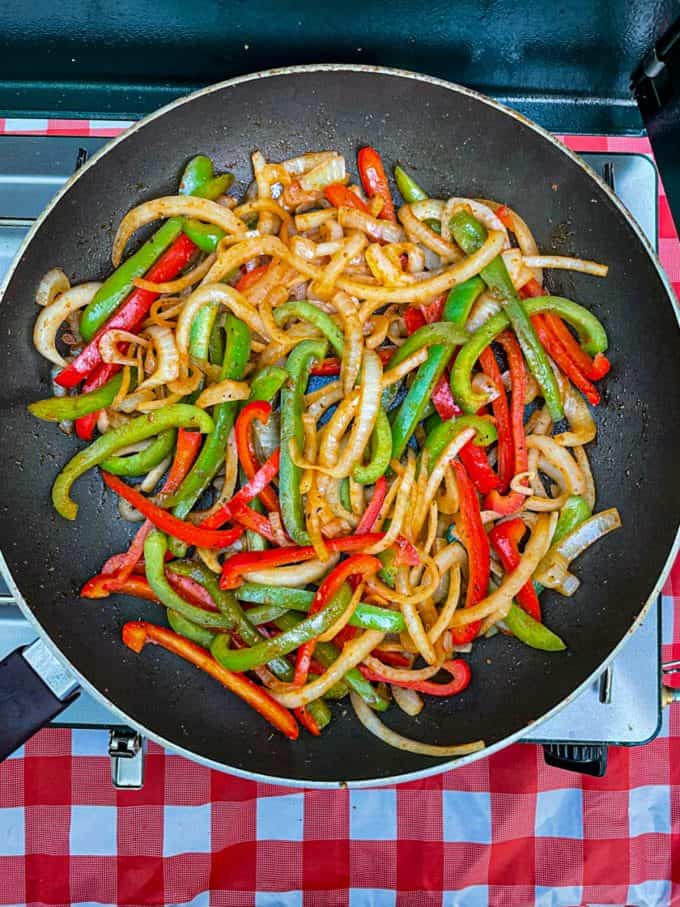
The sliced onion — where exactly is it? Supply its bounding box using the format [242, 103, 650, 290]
[399, 202, 460, 262]
[112, 196, 246, 266]
[312, 232, 368, 300]
[242, 556, 338, 588]
[176, 283, 265, 362]
[362, 655, 442, 683]
[299, 154, 346, 191]
[35, 268, 70, 307]
[412, 427, 476, 538]
[33, 282, 101, 366]
[428, 566, 462, 643]
[522, 255, 608, 277]
[133, 253, 215, 294]
[294, 208, 337, 231]
[365, 243, 411, 285]
[99, 329, 147, 366]
[365, 451, 416, 554]
[450, 512, 557, 626]
[554, 374, 596, 446]
[136, 325, 180, 390]
[338, 207, 404, 244]
[282, 151, 336, 176]
[139, 455, 172, 493]
[354, 229, 505, 314]
[441, 198, 511, 248]
[350, 692, 484, 757]
[535, 508, 621, 591]
[271, 630, 384, 708]
[392, 686, 423, 717]
[573, 445, 596, 509]
[466, 291, 501, 332]
[195, 379, 249, 409]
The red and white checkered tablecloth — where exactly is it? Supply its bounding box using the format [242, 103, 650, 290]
[0, 122, 679, 907]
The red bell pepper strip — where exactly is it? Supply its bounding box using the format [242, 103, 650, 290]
[55, 233, 197, 389]
[355, 475, 388, 533]
[521, 278, 609, 392]
[359, 658, 471, 696]
[489, 518, 542, 621]
[80, 570, 218, 611]
[100, 429, 202, 580]
[101, 471, 244, 549]
[201, 449, 280, 530]
[234, 401, 280, 513]
[431, 374, 461, 421]
[357, 146, 396, 222]
[458, 442, 501, 496]
[371, 650, 410, 667]
[531, 314, 600, 405]
[74, 362, 123, 440]
[484, 331, 529, 515]
[479, 347, 513, 489]
[310, 347, 392, 377]
[324, 182, 370, 213]
[404, 306, 426, 335]
[449, 460, 490, 645]
[230, 503, 280, 543]
[122, 621, 299, 739]
[220, 532, 385, 589]
[403, 294, 447, 336]
[235, 262, 270, 292]
[392, 536, 420, 567]
[293, 554, 382, 686]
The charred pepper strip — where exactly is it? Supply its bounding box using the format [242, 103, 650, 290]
[100, 429, 176, 477]
[29, 372, 124, 422]
[274, 612, 390, 712]
[449, 209, 563, 420]
[451, 296, 608, 414]
[122, 621, 299, 740]
[51, 404, 213, 520]
[279, 339, 328, 544]
[143, 531, 233, 629]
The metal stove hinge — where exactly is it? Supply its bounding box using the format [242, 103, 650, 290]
[108, 728, 146, 789]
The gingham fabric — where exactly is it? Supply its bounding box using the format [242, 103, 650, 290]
[0, 123, 678, 907]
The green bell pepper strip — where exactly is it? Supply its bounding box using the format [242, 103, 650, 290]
[236, 582, 406, 633]
[553, 495, 593, 544]
[248, 366, 289, 403]
[423, 415, 498, 464]
[80, 218, 184, 342]
[193, 173, 235, 199]
[169, 560, 293, 679]
[377, 548, 397, 589]
[339, 477, 352, 512]
[178, 155, 214, 195]
[391, 343, 453, 460]
[273, 301, 345, 358]
[274, 613, 390, 712]
[143, 532, 233, 629]
[451, 295, 609, 414]
[443, 276, 485, 326]
[167, 609, 220, 649]
[79, 156, 231, 342]
[503, 602, 566, 651]
[182, 219, 223, 253]
[168, 314, 250, 517]
[425, 218, 442, 234]
[211, 584, 353, 672]
[100, 429, 177, 477]
[51, 403, 213, 520]
[208, 321, 225, 366]
[450, 209, 563, 419]
[385, 322, 468, 372]
[279, 339, 328, 544]
[190, 302, 219, 361]
[28, 372, 125, 422]
[394, 164, 428, 203]
[352, 407, 392, 484]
